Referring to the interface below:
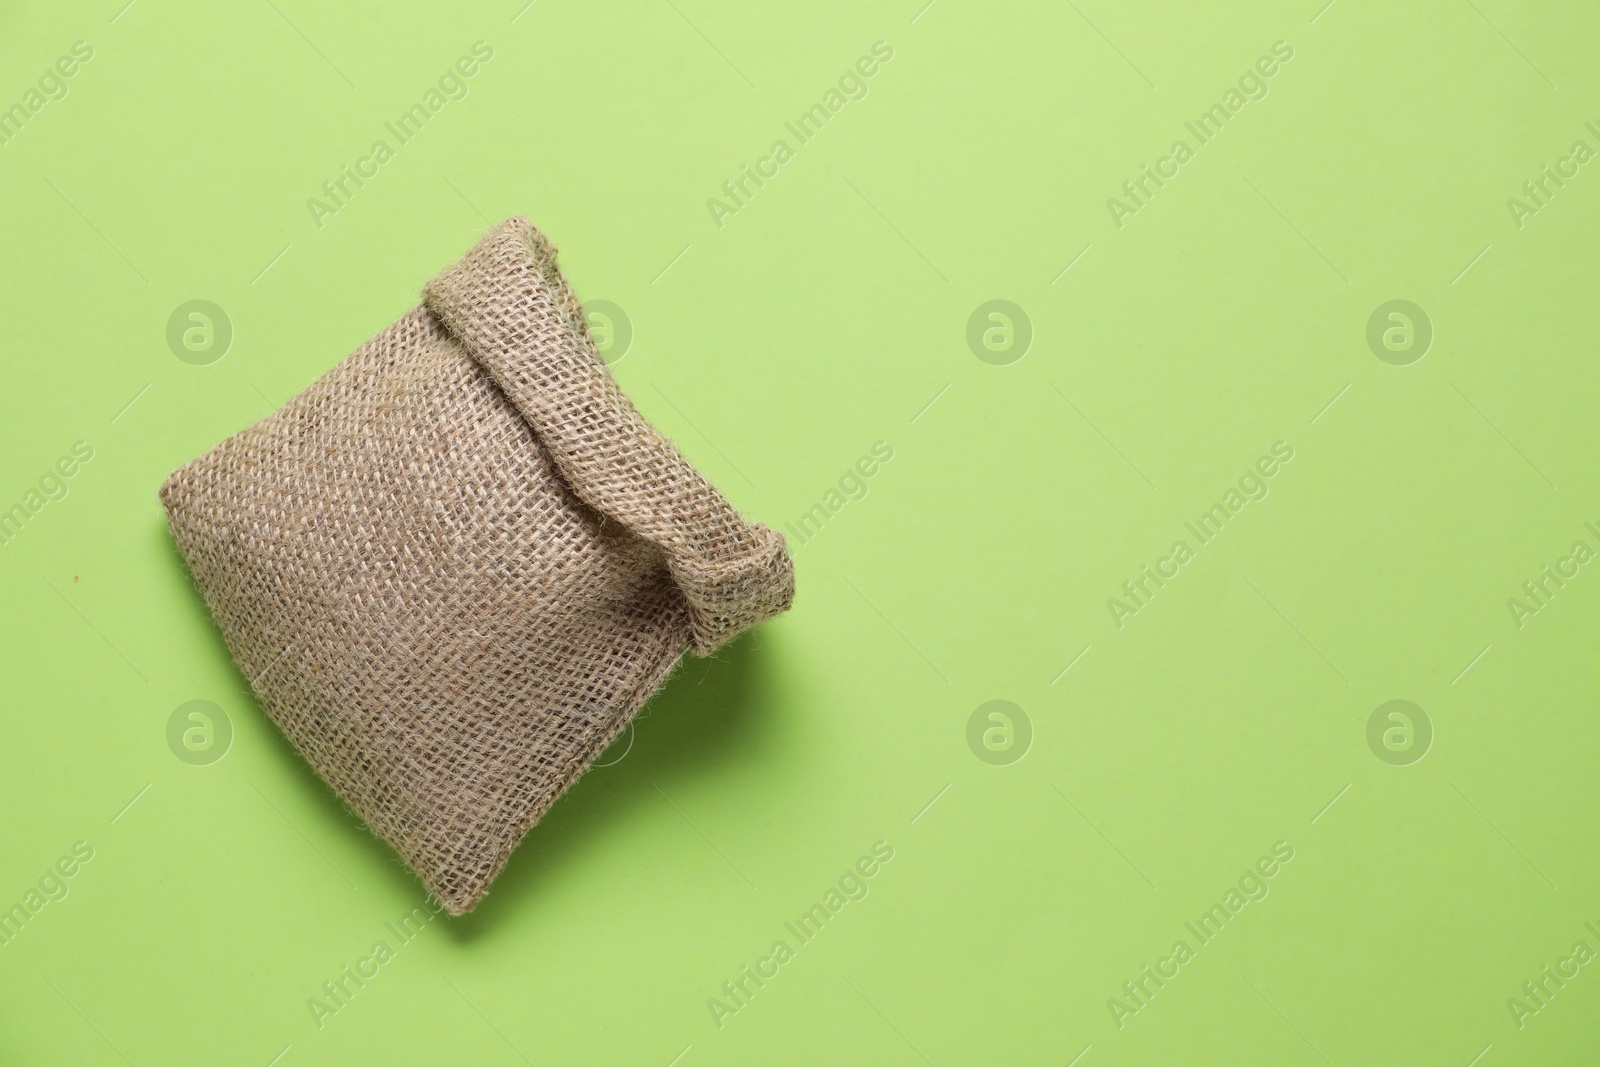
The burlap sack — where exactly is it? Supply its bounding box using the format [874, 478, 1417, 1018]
[161, 217, 794, 914]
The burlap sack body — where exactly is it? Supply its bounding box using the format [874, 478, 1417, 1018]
[161, 217, 793, 914]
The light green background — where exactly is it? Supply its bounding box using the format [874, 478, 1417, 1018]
[3, 0, 1598, 1063]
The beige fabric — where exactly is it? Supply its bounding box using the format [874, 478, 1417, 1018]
[160, 217, 794, 914]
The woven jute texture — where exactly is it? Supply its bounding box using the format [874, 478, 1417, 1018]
[160, 217, 794, 914]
